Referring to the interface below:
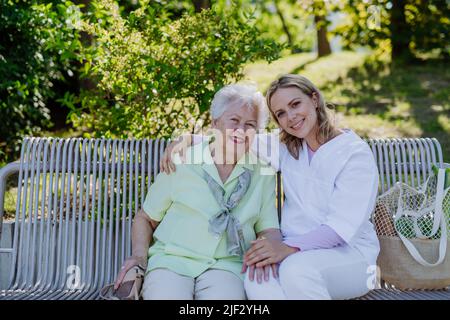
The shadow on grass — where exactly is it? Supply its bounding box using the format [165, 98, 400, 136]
[319, 56, 450, 161]
[288, 57, 320, 75]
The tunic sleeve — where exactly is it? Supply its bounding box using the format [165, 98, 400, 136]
[323, 148, 379, 243]
[283, 224, 346, 251]
[250, 131, 281, 171]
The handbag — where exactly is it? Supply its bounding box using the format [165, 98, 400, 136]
[372, 166, 450, 290]
[99, 264, 146, 300]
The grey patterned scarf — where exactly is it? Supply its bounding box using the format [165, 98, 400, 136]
[204, 167, 252, 257]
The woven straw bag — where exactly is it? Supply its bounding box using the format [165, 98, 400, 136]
[372, 167, 450, 290]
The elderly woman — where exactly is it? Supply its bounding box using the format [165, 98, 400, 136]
[112, 84, 280, 300]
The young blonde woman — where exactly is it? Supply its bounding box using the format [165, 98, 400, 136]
[161, 74, 380, 300]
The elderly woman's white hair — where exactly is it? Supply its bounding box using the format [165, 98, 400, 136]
[210, 83, 269, 129]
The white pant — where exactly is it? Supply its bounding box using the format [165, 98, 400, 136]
[141, 268, 246, 300]
[244, 246, 372, 300]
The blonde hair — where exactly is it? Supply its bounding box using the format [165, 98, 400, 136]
[266, 74, 336, 159]
[210, 83, 268, 129]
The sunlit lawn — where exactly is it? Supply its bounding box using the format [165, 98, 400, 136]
[244, 50, 450, 162]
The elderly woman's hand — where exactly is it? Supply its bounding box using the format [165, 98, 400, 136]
[159, 134, 193, 174]
[114, 255, 147, 290]
[243, 237, 299, 268]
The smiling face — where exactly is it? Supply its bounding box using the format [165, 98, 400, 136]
[211, 101, 258, 164]
[269, 86, 319, 144]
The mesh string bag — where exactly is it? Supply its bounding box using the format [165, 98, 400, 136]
[372, 168, 450, 290]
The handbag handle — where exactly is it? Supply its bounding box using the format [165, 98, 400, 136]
[395, 168, 448, 267]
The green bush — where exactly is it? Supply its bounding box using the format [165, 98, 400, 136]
[66, 0, 282, 140]
[0, 0, 83, 164]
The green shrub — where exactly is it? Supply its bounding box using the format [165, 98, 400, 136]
[0, 0, 83, 164]
[67, 0, 282, 140]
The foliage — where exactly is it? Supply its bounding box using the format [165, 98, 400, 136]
[335, 0, 450, 60]
[66, 0, 282, 140]
[251, 0, 315, 52]
[0, 0, 83, 163]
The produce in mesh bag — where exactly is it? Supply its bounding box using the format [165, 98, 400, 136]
[373, 166, 450, 239]
[432, 165, 450, 235]
[432, 165, 450, 189]
[395, 215, 441, 239]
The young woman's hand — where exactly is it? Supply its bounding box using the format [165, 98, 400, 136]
[159, 134, 193, 174]
[243, 238, 299, 268]
[242, 263, 279, 283]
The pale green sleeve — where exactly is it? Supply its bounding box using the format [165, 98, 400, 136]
[254, 174, 280, 233]
[142, 172, 173, 222]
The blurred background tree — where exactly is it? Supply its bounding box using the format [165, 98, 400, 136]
[297, 0, 334, 57]
[253, 0, 315, 54]
[335, 0, 450, 62]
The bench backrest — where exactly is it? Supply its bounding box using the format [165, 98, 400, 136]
[3, 138, 168, 296]
[1, 137, 444, 295]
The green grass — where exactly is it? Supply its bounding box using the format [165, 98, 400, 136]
[243, 51, 368, 91]
[243, 50, 450, 162]
[243, 52, 316, 91]
[3, 176, 18, 221]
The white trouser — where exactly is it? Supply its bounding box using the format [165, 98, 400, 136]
[141, 268, 246, 300]
[244, 245, 373, 300]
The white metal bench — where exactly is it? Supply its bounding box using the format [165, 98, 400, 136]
[0, 137, 449, 300]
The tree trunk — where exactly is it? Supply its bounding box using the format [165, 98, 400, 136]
[390, 0, 413, 62]
[46, 0, 95, 131]
[76, 0, 96, 91]
[315, 14, 331, 58]
[192, 0, 211, 12]
[273, 0, 295, 52]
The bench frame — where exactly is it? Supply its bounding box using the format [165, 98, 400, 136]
[0, 137, 449, 300]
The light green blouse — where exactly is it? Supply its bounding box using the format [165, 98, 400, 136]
[142, 141, 279, 280]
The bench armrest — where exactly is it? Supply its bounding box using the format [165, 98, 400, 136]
[0, 162, 20, 239]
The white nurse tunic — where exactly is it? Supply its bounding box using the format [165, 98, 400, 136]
[252, 129, 380, 266]
[246, 129, 381, 299]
